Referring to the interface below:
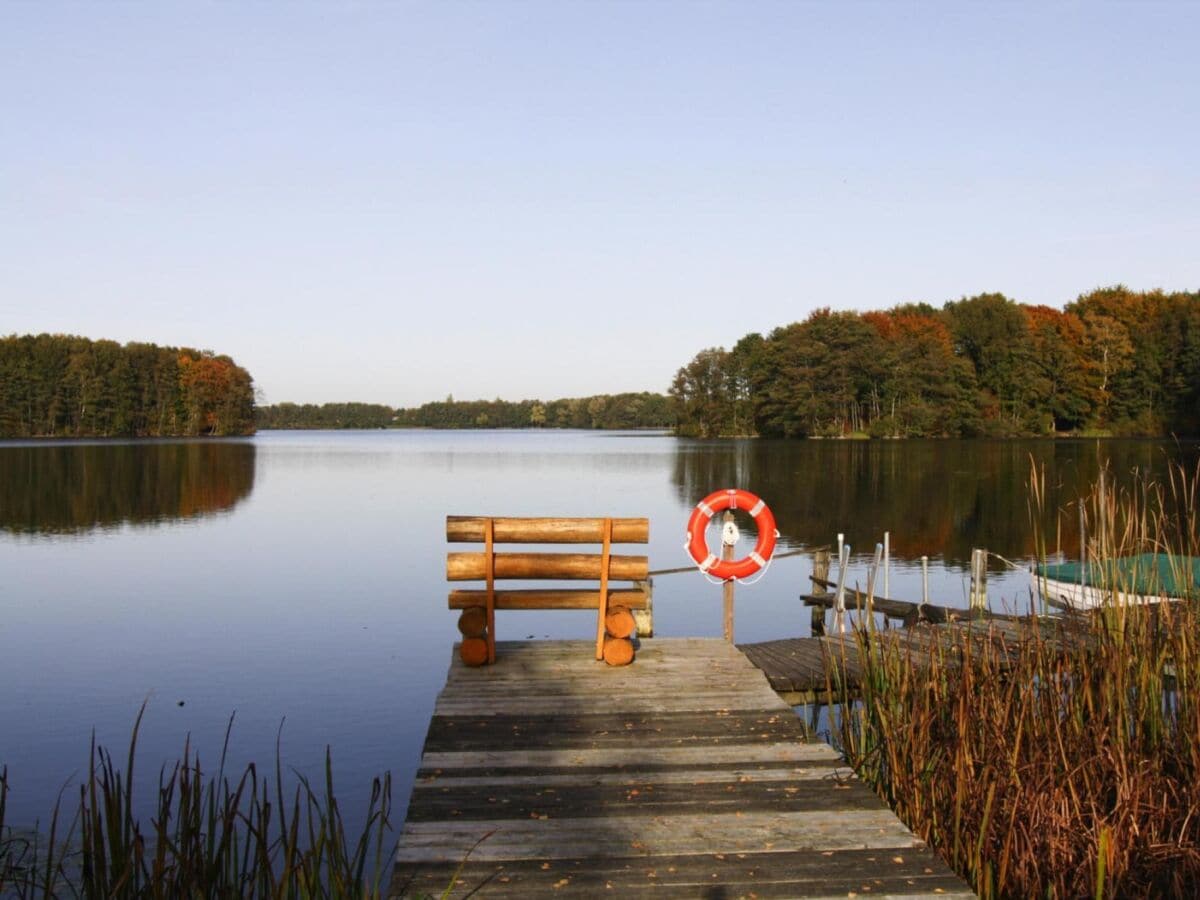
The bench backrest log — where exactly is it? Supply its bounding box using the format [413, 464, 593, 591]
[446, 516, 650, 664]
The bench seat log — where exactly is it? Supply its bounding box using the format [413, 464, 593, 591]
[446, 552, 648, 582]
[449, 589, 649, 610]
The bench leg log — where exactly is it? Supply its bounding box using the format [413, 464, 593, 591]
[602, 635, 634, 666]
[457, 607, 488, 638]
[459, 607, 490, 666]
[604, 605, 636, 639]
[459, 637, 489, 667]
[602, 604, 636, 666]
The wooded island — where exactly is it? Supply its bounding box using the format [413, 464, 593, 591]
[0, 334, 255, 437]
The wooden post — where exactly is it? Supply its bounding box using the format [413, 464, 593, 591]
[866, 543, 883, 621]
[722, 511, 735, 642]
[835, 544, 850, 634]
[632, 578, 654, 637]
[979, 549, 988, 610]
[484, 518, 496, 664]
[969, 548, 988, 613]
[969, 549, 978, 610]
[594, 517, 613, 661]
[883, 531, 890, 599]
[811, 548, 830, 637]
[1079, 503, 1088, 590]
[921, 555, 929, 607]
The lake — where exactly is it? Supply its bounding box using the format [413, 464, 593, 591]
[2, 430, 1197, 836]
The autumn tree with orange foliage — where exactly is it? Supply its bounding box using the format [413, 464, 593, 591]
[177, 351, 255, 436]
[671, 286, 1200, 438]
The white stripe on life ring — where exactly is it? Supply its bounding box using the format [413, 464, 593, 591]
[748, 499, 765, 517]
[749, 551, 766, 567]
[699, 553, 719, 573]
[697, 501, 715, 519]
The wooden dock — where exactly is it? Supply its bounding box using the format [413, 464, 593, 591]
[740, 616, 1095, 704]
[391, 638, 972, 898]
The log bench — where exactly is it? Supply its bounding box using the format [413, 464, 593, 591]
[446, 516, 650, 666]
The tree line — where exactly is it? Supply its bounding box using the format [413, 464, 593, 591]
[0, 334, 256, 437]
[670, 286, 1200, 438]
[256, 392, 674, 431]
[255, 402, 397, 430]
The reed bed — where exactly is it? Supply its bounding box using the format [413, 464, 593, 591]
[0, 707, 395, 899]
[834, 462, 1200, 898]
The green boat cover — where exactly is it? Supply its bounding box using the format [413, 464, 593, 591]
[1035, 553, 1200, 599]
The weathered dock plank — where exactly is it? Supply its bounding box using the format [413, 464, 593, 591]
[739, 616, 1098, 701]
[391, 638, 972, 898]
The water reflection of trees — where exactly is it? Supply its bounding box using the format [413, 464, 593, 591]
[0, 440, 256, 535]
[671, 439, 1199, 568]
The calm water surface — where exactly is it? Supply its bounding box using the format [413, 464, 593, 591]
[2, 431, 1196, 833]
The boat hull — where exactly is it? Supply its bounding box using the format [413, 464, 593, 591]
[1035, 575, 1181, 611]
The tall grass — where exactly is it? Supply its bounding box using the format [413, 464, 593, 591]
[0, 707, 395, 898]
[834, 462, 1200, 898]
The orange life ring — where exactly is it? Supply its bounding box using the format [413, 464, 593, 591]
[685, 489, 778, 581]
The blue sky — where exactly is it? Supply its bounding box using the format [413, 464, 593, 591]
[2, 2, 1197, 406]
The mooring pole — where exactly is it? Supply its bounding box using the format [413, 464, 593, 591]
[883, 531, 890, 599]
[866, 543, 883, 621]
[969, 549, 977, 609]
[969, 548, 988, 613]
[979, 550, 988, 610]
[811, 547, 830, 637]
[835, 544, 851, 634]
[722, 511, 735, 642]
[1079, 503, 1088, 591]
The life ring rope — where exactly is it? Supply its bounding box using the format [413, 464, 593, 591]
[684, 488, 779, 582]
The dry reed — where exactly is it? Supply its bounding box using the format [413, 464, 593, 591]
[834, 461, 1200, 898]
[0, 706, 395, 898]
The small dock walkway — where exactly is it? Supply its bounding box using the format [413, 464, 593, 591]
[740, 616, 1096, 704]
[392, 638, 971, 898]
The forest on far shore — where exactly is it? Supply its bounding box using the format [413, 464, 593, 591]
[671, 286, 1200, 438]
[0, 334, 255, 437]
[8, 285, 1197, 441]
[255, 392, 674, 431]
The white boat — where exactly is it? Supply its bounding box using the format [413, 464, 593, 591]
[1034, 553, 1200, 611]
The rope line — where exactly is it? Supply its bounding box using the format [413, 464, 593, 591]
[987, 550, 1027, 571]
[649, 546, 811, 577]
